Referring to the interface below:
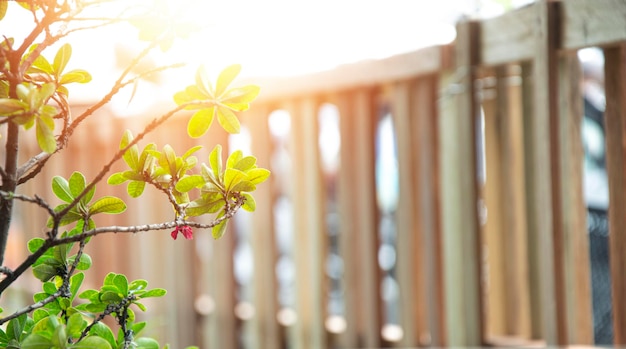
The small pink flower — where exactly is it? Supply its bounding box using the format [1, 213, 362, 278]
[171, 225, 193, 240]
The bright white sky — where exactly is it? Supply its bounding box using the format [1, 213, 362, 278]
[1, 0, 533, 109]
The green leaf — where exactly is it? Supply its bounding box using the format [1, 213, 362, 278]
[51, 323, 67, 349]
[215, 64, 241, 97]
[33, 264, 58, 282]
[59, 70, 92, 84]
[127, 180, 145, 198]
[241, 193, 256, 212]
[247, 168, 271, 185]
[224, 168, 247, 191]
[88, 323, 115, 349]
[21, 333, 52, 349]
[129, 279, 148, 292]
[107, 172, 127, 185]
[138, 288, 166, 299]
[113, 274, 128, 296]
[226, 150, 243, 170]
[28, 238, 46, 253]
[231, 181, 256, 193]
[175, 175, 204, 193]
[7, 314, 27, 341]
[52, 176, 73, 203]
[132, 322, 147, 335]
[66, 313, 87, 339]
[53, 43, 72, 77]
[68, 172, 87, 198]
[221, 85, 260, 111]
[209, 145, 222, 180]
[187, 107, 215, 138]
[0, 98, 27, 115]
[71, 336, 112, 349]
[134, 337, 159, 349]
[68, 253, 92, 271]
[43, 281, 57, 295]
[100, 291, 122, 303]
[234, 156, 256, 172]
[69, 273, 85, 299]
[212, 219, 228, 239]
[216, 106, 240, 134]
[78, 289, 98, 300]
[134, 302, 147, 312]
[36, 116, 57, 153]
[89, 196, 126, 215]
[120, 130, 139, 170]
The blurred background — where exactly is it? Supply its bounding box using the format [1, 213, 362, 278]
[1, 0, 622, 348]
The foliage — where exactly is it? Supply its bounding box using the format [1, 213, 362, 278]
[0, 1, 268, 348]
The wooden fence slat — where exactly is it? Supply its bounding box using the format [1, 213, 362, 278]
[242, 106, 281, 349]
[351, 90, 382, 348]
[439, 20, 483, 347]
[335, 93, 359, 348]
[413, 76, 446, 346]
[603, 44, 626, 345]
[558, 54, 593, 344]
[390, 81, 419, 347]
[288, 98, 326, 349]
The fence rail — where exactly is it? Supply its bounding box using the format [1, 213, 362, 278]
[7, 0, 626, 347]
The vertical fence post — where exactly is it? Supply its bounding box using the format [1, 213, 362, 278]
[558, 53, 593, 344]
[288, 97, 326, 349]
[603, 44, 626, 345]
[391, 81, 420, 347]
[352, 89, 383, 347]
[242, 105, 281, 349]
[439, 20, 483, 346]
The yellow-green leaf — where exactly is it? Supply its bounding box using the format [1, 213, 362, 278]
[0, 98, 27, 115]
[36, 116, 56, 153]
[53, 43, 72, 76]
[212, 213, 228, 239]
[195, 65, 212, 96]
[52, 176, 73, 203]
[216, 106, 240, 134]
[0, 1, 8, 21]
[221, 85, 260, 111]
[187, 107, 214, 138]
[224, 168, 246, 191]
[107, 172, 127, 185]
[90, 196, 126, 215]
[215, 64, 241, 97]
[246, 168, 270, 185]
[68, 172, 87, 198]
[209, 145, 222, 180]
[175, 175, 204, 193]
[59, 69, 92, 84]
[241, 193, 256, 212]
[127, 180, 145, 198]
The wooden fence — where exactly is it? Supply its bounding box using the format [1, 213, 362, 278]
[7, 0, 626, 347]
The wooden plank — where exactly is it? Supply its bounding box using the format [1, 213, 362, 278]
[496, 66, 532, 339]
[562, 0, 626, 50]
[287, 98, 326, 349]
[414, 76, 446, 346]
[479, 3, 537, 66]
[251, 46, 450, 103]
[240, 105, 281, 349]
[410, 77, 438, 346]
[334, 92, 359, 348]
[603, 44, 626, 345]
[390, 81, 419, 347]
[351, 89, 383, 348]
[439, 20, 483, 346]
[523, 1, 566, 344]
[557, 54, 594, 344]
[481, 68, 507, 339]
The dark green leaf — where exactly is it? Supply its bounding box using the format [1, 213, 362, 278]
[32, 264, 58, 282]
[66, 313, 86, 339]
[69, 272, 85, 299]
[7, 314, 27, 341]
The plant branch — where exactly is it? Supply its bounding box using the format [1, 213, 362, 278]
[0, 288, 65, 325]
[0, 195, 244, 294]
[0, 190, 56, 217]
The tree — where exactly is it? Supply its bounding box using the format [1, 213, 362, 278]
[0, 1, 268, 348]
